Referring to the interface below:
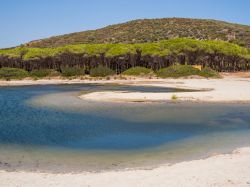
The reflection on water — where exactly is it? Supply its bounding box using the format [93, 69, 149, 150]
[0, 84, 250, 172]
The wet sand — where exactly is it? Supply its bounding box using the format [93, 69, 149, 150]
[1, 147, 250, 187]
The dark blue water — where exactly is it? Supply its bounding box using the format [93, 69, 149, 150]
[0, 84, 250, 172]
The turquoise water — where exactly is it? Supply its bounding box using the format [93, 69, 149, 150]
[0, 84, 250, 172]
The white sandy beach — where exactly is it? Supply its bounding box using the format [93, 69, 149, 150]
[0, 147, 250, 187]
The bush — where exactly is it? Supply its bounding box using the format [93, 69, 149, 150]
[156, 65, 220, 78]
[0, 68, 29, 80]
[90, 66, 115, 77]
[122, 66, 154, 76]
[156, 65, 201, 78]
[61, 67, 85, 77]
[199, 67, 220, 78]
[171, 94, 178, 100]
[30, 69, 60, 78]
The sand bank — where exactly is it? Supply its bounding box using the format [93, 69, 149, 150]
[79, 77, 250, 103]
[1, 76, 250, 103]
[1, 147, 250, 187]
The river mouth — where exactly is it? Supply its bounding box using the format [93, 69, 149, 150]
[0, 84, 250, 173]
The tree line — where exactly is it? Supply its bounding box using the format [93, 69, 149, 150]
[0, 38, 250, 73]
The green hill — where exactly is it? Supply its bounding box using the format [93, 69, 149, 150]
[25, 18, 250, 48]
[1, 18, 250, 74]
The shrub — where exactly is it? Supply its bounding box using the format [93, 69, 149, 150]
[156, 65, 201, 78]
[171, 95, 178, 100]
[30, 69, 60, 78]
[157, 65, 220, 78]
[90, 66, 115, 77]
[0, 68, 29, 80]
[199, 67, 220, 78]
[61, 67, 85, 77]
[122, 66, 154, 76]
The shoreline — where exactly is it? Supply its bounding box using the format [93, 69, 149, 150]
[0, 143, 246, 174]
[78, 76, 250, 103]
[1, 146, 250, 187]
[2, 76, 250, 103]
[0, 71, 249, 87]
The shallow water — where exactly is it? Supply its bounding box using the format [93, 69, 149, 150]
[0, 84, 250, 172]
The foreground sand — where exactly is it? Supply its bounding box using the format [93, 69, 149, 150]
[0, 147, 250, 187]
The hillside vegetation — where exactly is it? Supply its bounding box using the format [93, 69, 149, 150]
[24, 18, 250, 48]
[0, 38, 250, 73]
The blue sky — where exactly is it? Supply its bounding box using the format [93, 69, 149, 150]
[1, 0, 249, 48]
